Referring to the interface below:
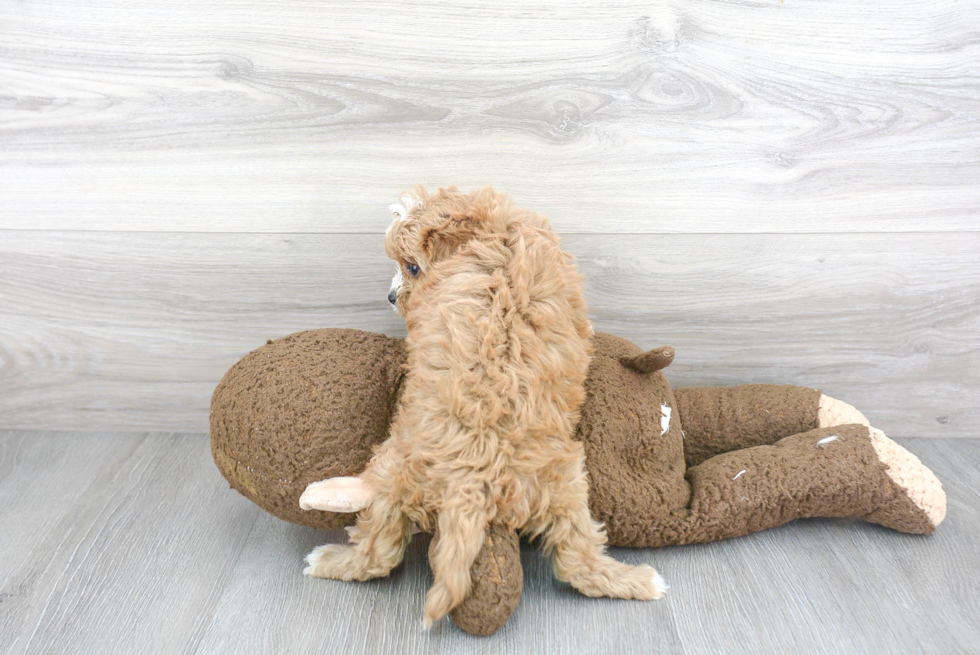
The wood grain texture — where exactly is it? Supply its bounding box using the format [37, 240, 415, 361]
[1, 230, 976, 436]
[0, 431, 977, 654]
[0, 430, 135, 646]
[1, 0, 978, 232]
[1, 2, 977, 435]
[0, 431, 260, 655]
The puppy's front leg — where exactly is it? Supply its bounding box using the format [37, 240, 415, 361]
[304, 491, 411, 581]
[304, 446, 410, 581]
[423, 486, 490, 627]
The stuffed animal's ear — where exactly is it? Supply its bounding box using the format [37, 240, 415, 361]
[420, 213, 479, 263]
[620, 346, 675, 374]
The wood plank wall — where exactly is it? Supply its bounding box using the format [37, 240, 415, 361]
[1, 0, 978, 436]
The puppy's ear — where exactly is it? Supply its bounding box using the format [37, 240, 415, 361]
[420, 213, 479, 263]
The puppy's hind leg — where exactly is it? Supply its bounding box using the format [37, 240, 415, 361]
[534, 453, 667, 600]
[423, 485, 490, 627]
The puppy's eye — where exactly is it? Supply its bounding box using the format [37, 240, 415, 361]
[406, 262, 420, 277]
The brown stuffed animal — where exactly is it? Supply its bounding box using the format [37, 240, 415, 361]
[210, 328, 946, 635]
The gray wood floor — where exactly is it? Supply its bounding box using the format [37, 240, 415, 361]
[1, 431, 977, 654]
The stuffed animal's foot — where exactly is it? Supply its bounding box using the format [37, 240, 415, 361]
[304, 543, 396, 581]
[566, 558, 667, 601]
[864, 427, 946, 533]
[299, 476, 373, 512]
[818, 394, 870, 428]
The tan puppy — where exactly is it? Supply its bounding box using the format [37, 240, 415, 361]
[304, 186, 665, 626]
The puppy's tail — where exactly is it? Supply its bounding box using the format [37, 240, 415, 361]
[422, 500, 490, 626]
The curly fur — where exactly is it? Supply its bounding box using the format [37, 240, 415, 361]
[305, 186, 664, 625]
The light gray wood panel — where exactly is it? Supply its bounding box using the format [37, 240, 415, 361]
[0, 432, 260, 655]
[2, 431, 977, 654]
[1, 0, 978, 233]
[1, 230, 976, 436]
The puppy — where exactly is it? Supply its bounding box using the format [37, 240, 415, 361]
[304, 186, 665, 625]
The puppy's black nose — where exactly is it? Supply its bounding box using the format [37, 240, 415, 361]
[388, 290, 398, 305]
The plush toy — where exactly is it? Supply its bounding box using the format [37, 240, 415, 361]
[210, 328, 946, 635]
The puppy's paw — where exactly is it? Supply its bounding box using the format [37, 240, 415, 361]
[568, 559, 667, 600]
[613, 563, 667, 600]
[647, 566, 669, 599]
[299, 476, 373, 512]
[304, 544, 357, 580]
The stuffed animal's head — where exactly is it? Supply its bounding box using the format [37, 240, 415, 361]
[210, 329, 407, 528]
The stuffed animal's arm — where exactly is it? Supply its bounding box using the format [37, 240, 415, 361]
[299, 476, 374, 512]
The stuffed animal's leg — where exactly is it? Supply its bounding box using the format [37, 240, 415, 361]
[660, 424, 946, 546]
[531, 448, 666, 601]
[423, 486, 491, 627]
[673, 384, 868, 467]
